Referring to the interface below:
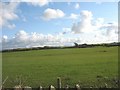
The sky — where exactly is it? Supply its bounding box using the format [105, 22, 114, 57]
[0, 0, 119, 50]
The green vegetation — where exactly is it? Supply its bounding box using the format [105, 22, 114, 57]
[2, 46, 118, 88]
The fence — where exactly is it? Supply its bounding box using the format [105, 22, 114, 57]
[1, 77, 82, 90]
[1, 77, 118, 90]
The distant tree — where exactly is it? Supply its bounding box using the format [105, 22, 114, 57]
[81, 43, 87, 48]
[74, 42, 79, 47]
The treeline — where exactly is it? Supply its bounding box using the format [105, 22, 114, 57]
[1, 46, 74, 53]
[1, 42, 120, 53]
[74, 42, 120, 48]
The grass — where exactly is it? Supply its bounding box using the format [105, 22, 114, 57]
[2, 46, 118, 88]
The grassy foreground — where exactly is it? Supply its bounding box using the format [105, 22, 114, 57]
[2, 46, 118, 88]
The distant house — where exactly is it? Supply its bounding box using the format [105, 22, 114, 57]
[79, 44, 88, 48]
[110, 42, 119, 46]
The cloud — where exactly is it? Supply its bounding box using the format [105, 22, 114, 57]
[2, 35, 8, 43]
[11, 0, 49, 7]
[0, 1, 19, 29]
[1, 22, 118, 50]
[75, 3, 80, 9]
[72, 10, 93, 33]
[71, 10, 118, 44]
[15, 30, 29, 42]
[93, 18, 104, 29]
[42, 8, 65, 21]
[7, 23, 16, 29]
[100, 22, 118, 35]
[69, 13, 79, 20]
[1, 0, 49, 29]
[2, 30, 80, 50]
[29, 0, 49, 7]
[62, 28, 71, 34]
[26, 0, 49, 7]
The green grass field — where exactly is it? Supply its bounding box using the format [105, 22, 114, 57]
[2, 46, 118, 88]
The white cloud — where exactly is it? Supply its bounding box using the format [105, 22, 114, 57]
[42, 8, 65, 20]
[100, 22, 118, 35]
[69, 13, 79, 20]
[71, 10, 118, 44]
[0, 16, 2, 27]
[94, 18, 104, 29]
[1, 22, 118, 50]
[7, 23, 16, 29]
[62, 28, 71, 34]
[2, 35, 8, 43]
[0, 2, 19, 28]
[1, 0, 49, 29]
[75, 3, 80, 9]
[27, 0, 49, 7]
[31, 0, 48, 6]
[11, 0, 49, 7]
[2, 30, 79, 50]
[15, 30, 29, 42]
[72, 10, 93, 33]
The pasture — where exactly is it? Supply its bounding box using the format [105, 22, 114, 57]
[2, 46, 118, 88]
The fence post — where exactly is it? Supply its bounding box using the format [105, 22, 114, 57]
[14, 85, 22, 90]
[65, 85, 69, 90]
[49, 85, 56, 90]
[104, 83, 108, 88]
[75, 84, 81, 90]
[39, 86, 42, 90]
[57, 77, 61, 90]
[0, 86, 2, 90]
[24, 86, 32, 90]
